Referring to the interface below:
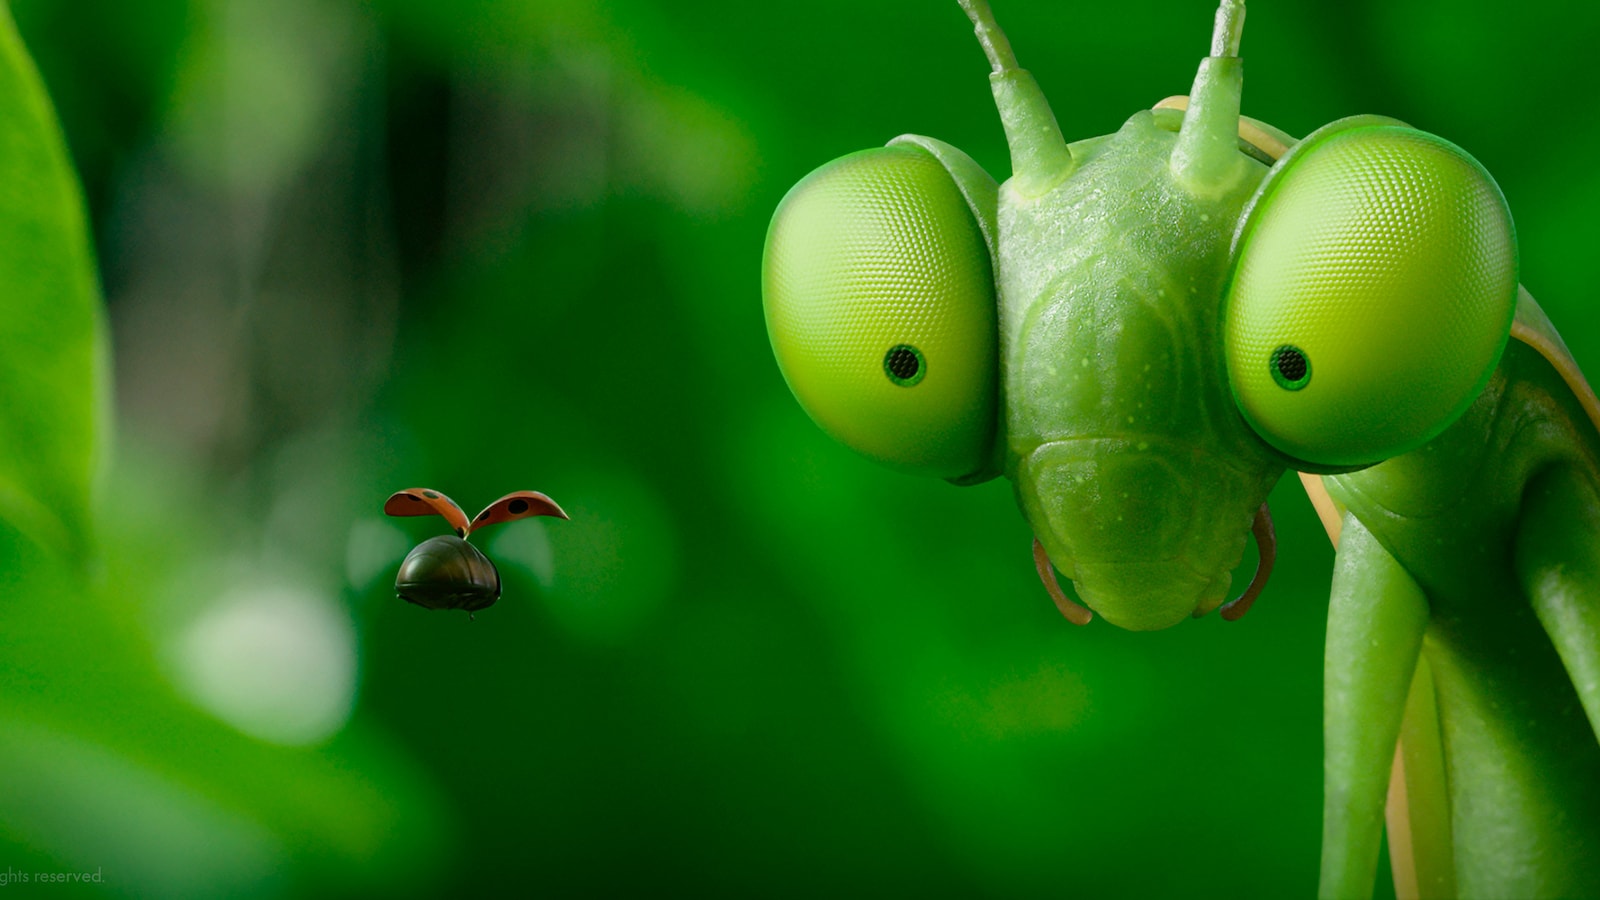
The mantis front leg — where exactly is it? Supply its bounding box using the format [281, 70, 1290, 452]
[1321, 514, 1429, 900]
[1514, 462, 1600, 742]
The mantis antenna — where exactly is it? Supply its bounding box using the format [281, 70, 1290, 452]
[1211, 0, 1245, 57]
[958, 0, 1073, 192]
[1171, 0, 1251, 193]
[956, 0, 1017, 72]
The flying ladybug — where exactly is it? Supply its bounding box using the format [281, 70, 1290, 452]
[383, 488, 569, 618]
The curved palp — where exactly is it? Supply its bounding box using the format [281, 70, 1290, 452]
[1031, 537, 1092, 626]
[1219, 503, 1276, 621]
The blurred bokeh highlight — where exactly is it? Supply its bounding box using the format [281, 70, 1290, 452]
[4, 0, 1597, 896]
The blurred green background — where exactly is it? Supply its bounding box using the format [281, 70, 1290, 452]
[3, 0, 1597, 896]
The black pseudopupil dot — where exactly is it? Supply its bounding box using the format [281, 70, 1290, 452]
[1276, 350, 1306, 381]
[1270, 345, 1311, 390]
[884, 345, 922, 385]
[887, 348, 918, 379]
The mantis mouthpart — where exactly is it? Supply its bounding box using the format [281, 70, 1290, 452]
[1216, 502, 1275, 622]
[1035, 501, 1278, 627]
[1032, 537, 1092, 626]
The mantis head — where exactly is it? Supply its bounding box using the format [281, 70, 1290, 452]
[761, 0, 1517, 630]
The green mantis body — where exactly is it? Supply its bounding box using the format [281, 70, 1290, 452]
[762, 0, 1600, 895]
[1312, 294, 1600, 896]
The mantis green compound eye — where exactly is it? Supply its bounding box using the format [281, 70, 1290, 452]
[1224, 117, 1518, 467]
[762, 141, 998, 480]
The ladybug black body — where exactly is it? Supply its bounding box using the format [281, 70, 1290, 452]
[383, 487, 567, 619]
[396, 535, 501, 612]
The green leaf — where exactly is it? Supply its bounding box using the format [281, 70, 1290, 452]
[0, 2, 108, 556]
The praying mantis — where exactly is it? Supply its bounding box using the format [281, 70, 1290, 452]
[760, 0, 1600, 896]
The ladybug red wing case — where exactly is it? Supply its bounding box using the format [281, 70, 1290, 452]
[383, 488, 472, 537]
[468, 490, 569, 534]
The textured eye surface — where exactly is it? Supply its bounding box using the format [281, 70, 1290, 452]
[762, 145, 997, 478]
[1224, 121, 1517, 466]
